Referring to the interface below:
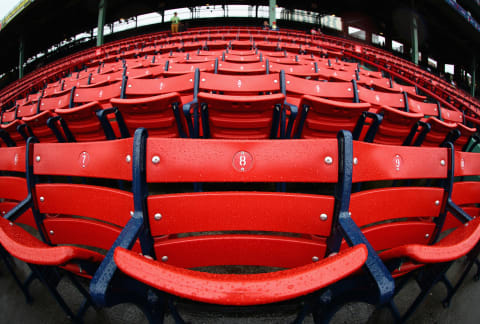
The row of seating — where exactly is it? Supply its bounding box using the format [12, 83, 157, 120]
[2, 27, 478, 124]
[0, 27, 315, 105]
[1, 58, 476, 152]
[343, 46, 480, 124]
[313, 32, 480, 112]
[0, 25, 479, 324]
[1, 129, 479, 323]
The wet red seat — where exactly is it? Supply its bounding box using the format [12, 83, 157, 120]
[0, 217, 103, 266]
[90, 130, 392, 321]
[114, 244, 367, 305]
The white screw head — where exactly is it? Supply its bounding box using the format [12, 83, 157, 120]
[49, 230, 54, 235]
[154, 213, 162, 221]
[320, 213, 328, 221]
[40, 197, 45, 202]
[161, 256, 168, 262]
[9, 222, 13, 226]
[312, 256, 319, 262]
[152, 155, 160, 164]
[324, 156, 333, 164]
[35, 156, 41, 162]
[130, 211, 134, 216]
[435, 200, 440, 206]
[440, 160, 446, 166]
[425, 233, 430, 238]
[125, 155, 131, 163]
[353, 157, 358, 165]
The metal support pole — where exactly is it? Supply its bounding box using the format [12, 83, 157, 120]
[269, 0, 276, 27]
[473, 56, 477, 97]
[411, 12, 419, 65]
[18, 37, 24, 79]
[97, 0, 107, 47]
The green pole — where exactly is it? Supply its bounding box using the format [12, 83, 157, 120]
[97, 0, 106, 47]
[411, 12, 419, 65]
[18, 37, 24, 79]
[269, 0, 276, 27]
[473, 56, 477, 97]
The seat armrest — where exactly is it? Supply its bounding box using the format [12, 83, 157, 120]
[182, 99, 198, 138]
[89, 214, 144, 307]
[351, 111, 383, 142]
[4, 195, 33, 222]
[95, 107, 119, 140]
[113, 244, 368, 306]
[380, 217, 480, 263]
[338, 215, 395, 305]
[447, 198, 473, 224]
[283, 101, 298, 138]
[0, 217, 103, 265]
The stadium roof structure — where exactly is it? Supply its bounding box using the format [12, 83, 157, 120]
[0, 0, 479, 85]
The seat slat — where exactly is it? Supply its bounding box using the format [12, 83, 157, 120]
[33, 137, 133, 180]
[350, 187, 444, 227]
[146, 137, 338, 183]
[148, 192, 334, 236]
[44, 218, 141, 252]
[37, 184, 133, 227]
[153, 234, 328, 269]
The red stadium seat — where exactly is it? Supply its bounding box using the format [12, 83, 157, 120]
[90, 129, 393, 321]
[439, 149, 480, 304]
[186, 70, 296, 139]
[350, 141, 480, 322]
[284, 73, 358, 106]
[1, 137, 138, 322]
[292, 95, 377, 140]
[373, 105, 424, 146]
[54, 81, 123, 141]
[216, 60, 270, 75]
[109, 72, 196, 138]
[0, 145, 37, 303]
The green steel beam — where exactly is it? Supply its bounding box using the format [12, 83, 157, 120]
[269, 0, 276, 27]
[411, 9, 419, 65]
[97, 0, 107, 47]
[473, 56, 477, 97]
[18, 37, 24, 79]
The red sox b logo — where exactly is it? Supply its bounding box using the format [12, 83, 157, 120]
[232, 151, 253, 172]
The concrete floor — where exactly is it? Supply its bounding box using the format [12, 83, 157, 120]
[1, 256, 480, 324]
